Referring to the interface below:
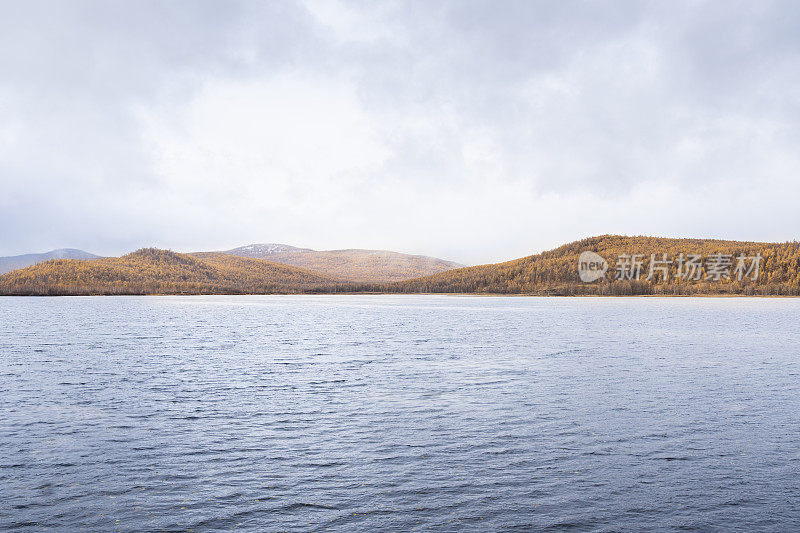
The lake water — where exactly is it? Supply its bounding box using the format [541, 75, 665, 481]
[1, 295, 799, 531]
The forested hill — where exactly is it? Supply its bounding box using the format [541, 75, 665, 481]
[390, 236, 800, 296]
[0, 249, 346, 295]
[222, 244, 464, 282]
[3, 237, 800, 296]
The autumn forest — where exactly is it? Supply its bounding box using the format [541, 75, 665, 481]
[2, 236, 800, 296]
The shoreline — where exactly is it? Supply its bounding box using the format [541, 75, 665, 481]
[2, 292, 798, 298]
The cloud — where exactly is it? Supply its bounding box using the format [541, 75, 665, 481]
[1, 0, 799, 263]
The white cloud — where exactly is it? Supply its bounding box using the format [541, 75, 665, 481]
[139, 74, 388, 201]
[1, 1, 799, 263]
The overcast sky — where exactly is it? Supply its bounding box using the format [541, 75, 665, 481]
[1, 0, 799, 264]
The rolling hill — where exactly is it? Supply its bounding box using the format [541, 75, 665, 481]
[391, 235, 800, 296]
[0, 249, 345, 295]
[221, 243, 464, 282]
[3, 236, 800, 296]
[0, 248, 99, 275]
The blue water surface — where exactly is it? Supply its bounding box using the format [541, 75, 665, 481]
[1, 295, 799, 531]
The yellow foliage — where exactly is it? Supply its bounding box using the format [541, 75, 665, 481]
[3, 237, 799, 296]
[0, 249, 346, 295]
[227, 249, 462, 282]
[391, 235, 800, 296]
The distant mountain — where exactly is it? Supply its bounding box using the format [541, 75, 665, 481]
[0, 249, 344, 295]
[0, 248, 99, 275]
[221, 243, 464, 282]
[6, 236, 798, 296]
[392, 235, 800, 296]
[226, 243, 313, 256]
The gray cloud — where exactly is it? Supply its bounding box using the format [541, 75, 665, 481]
[1, 0, 799, 263]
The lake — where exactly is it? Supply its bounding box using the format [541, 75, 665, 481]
[1, 295, 799, 531]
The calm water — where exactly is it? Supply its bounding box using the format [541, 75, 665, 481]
[1, 296, 799, 531]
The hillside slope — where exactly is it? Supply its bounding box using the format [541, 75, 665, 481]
[0, 249, 345, 295]
[223, 243, 463, 282]
[5, 237, 799, 296]
[0, 248, 99, 275]
[392, 235, 800, 295]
